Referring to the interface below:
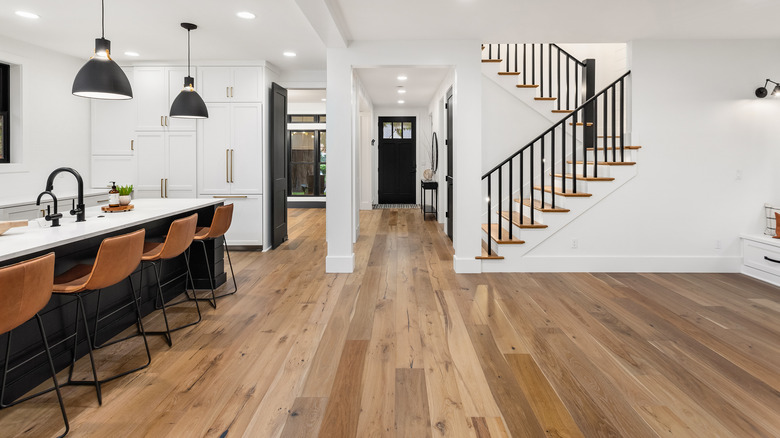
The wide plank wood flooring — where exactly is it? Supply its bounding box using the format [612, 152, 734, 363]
[1, 208, 779, 437]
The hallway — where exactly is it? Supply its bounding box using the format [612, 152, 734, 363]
[2, 208, 779, 437]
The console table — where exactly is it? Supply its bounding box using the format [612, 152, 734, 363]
[420, 180, 438, 220]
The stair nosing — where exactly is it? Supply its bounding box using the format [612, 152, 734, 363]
[533, 185, 592, 197]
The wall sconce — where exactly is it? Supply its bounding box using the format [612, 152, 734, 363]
[755, 79, 780, 98]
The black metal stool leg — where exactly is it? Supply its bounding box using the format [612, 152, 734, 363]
[73, 294, 102, 405]
[127, 275, 152, 369]
[35, 313, 70, 438]
[223, 236, 238, 297]
[199, 240, 217, 308]
[152, 260, 173, 346]
[183, 249, 203, 325]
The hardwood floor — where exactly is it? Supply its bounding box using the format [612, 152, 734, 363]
[1, 208, 779, 437]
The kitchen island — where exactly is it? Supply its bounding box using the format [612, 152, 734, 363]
[0, 198, 227, 401]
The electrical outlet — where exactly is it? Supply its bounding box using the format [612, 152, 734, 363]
[571, 239, 578, 249]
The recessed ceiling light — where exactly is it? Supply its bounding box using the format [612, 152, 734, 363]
[236, 11, 256, 19]
[397, 75, 407, 81]
[124, 51, 140, 57]
[321, 98, 326, 102]
[15, 10, 39, 19]
[397, 89, 406, 94]
[283, 51, 297, 57]
[398, 100, 405, 104]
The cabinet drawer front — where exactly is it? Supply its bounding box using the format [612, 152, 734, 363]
[744, 240, 780, 276]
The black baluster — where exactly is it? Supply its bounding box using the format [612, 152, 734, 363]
[548, 44, 552, 99]
[506, 44, 510, 73]
[561, 123, 567, 195]
[498, 166, 503, 241]
[487, 176, 492, 255]
[603, 93, 608, 163]
[541, 136, 545, 206]
[557, 50, 561, 110]
[593, 98, 598, 179]
[519, 152, 524, 225]
[612, 86, 617, 163]
[509, 157, 513, 239]
[531, 44, 535, 85]
[497, 44, 501, 61]
[514, 44, 518, 73]
[620, 78, 625, 162]
[572, 112, 578, 193]
[523, 44, 527, 85]
[488, 44, 492, 59]
[530, 144, 535, 223]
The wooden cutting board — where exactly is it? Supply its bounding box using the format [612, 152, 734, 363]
[101, 204, 134, 213]
[0, 220, 28, 235]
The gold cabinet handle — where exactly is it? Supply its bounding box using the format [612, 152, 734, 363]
[230, 87, 234, 98]
[96, 199, 109, 203]
[40, 209, 46, 217]
[226, 86, 229, 98]
[165, 116, 169, 127]
[161, 115, 164, 127]
[161, 179, 164, 197]
[165, 178, 168, 198]
[226, 149, 230, 183]
[230, 149, 234, 183]
[130, 139, 134, 151]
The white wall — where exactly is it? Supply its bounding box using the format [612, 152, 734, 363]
[276, 70, 326, 90]
[527, 39, 780, 271]
[557, 43, 628, 91]
[327, 40, 482, 273]
[427, 70, 455, 228]
[289, 102, 326, 114]
[0, 35, 91, 201]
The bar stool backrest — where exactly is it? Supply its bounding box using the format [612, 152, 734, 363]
[202, 203, 234, 239]
[0, 253, 55, 335]
[158, 213, 198, 260]
[85, 229, 145, 291]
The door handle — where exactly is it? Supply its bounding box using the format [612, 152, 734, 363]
[445, 175, 453, 182]
[165, 178, 168, 198]
[161, 179, 164, 198]
[226, 149, 230, 183]
[230, 149, 235, 183]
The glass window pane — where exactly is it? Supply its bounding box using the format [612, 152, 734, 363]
[383, 122, 393, 139]
[320, 171, 326, 195]
[319, 115, 326, 123]
[290, 163, 315, 195]
[319, 131, 326, 163]
[290, 131, 316, 162]
[290, 115, 316, 123]
[393, 122, 403, 138]
[402, 122, 412, 139]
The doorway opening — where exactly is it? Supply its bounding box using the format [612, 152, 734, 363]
[378, 116, 416, 204]
[287, 89, 326, 209]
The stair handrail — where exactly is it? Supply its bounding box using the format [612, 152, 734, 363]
[483, 70, 631, 179]
[480, 70, 631, 256]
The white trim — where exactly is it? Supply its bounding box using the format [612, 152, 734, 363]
[360, 201, 373, 210]
[453, 255, 481, 273]
[326, 253, 355, 273]
[480, 256, 743, 273]
[741, 265, 780, 287]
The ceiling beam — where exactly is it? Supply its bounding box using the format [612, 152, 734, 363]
[294, 0, 350, 48]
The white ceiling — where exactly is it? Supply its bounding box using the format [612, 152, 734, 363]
[355, 67, 451, 108]
[0, 0, 326, 70]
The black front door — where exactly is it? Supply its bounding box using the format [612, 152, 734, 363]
[446, 89, 454, 240]
[378, 116, 416, 204]
[270, 83, 288, 249]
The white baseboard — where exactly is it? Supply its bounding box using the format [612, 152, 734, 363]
[326, 254, 355, 273]
[741, 265, 780, 287]
[480, 255, 743, 273]
[360, 201, 373, 210]
[453, 255, 481, 273]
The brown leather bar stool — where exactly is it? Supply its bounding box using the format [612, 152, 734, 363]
[188, 203, 237, 308]
[0, 253, 69, 437]
[140, 213, 200, 346]
[52, 229, 147, 406]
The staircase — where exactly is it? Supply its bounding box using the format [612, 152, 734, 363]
[479, 43, 639, 269]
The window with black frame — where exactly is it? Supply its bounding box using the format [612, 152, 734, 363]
[288, 114, 326, 197]
[0, 63, 10, 163]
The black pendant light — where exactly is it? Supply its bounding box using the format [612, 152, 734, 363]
[170, 23, 208, 119]
[72, 0, 132, 100]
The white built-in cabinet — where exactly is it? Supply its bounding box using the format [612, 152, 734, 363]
[134, 67, 196, 131]
[199, 195, 263, 246]
[198, 67, 263, 102]
[90, 68, 136, 189]
[198, 103, 263, 195]
[134, 131, 196, 199]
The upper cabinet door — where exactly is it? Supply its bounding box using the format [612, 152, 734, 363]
[231, 67, 263, 102]
[92, 68, 136, 155]
[134, 67, 166, 131]
[198, 67, 232, 103]
[166, 67, 196, 131]
[230, 103, 263, 194]
[198, 103, 232, 194]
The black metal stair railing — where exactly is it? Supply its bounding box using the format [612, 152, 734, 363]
[483, 43, 588, 111]
[481, 71, 631, 255]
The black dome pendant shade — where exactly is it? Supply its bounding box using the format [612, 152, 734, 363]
[170, 23, 208, 119]
[72, 0, 132, 100]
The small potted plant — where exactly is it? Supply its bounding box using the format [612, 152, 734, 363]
[117, 184, 133, 206]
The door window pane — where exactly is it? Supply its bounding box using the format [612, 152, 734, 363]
[383, 122, 393, 139]
[290, 131, 315, 162]
[402, 122, 412, 139]
[290, 115, 317, 123]
[290, 163, 315, 195]
[393, 122, 403, 138]
[319, 131, 326, 163]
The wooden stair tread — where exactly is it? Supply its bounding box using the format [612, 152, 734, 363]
[569, 122, 594, 126]
[482, 59, 502, 63]
[481, 224, 525, 244]
[497, 72, 521, 75]
[534, 97, 557, 101]
[516, 84, 540, 88]
[551, 109, 574, 113]
[586, 146, 642, 150]
[553, 173, 615, 182]
[500, 211, 548, 228]
[477, 240, 504, 259]
[567, 160, 636, 166]
[517, 198, 570, 213]
[534, 185, 592, 197]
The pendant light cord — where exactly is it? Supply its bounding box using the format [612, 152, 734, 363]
[101, 0, 105, 38]
[187, 29, 191, 77]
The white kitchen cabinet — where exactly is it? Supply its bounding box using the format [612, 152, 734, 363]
[198, 103, 262, 195]
[200, 195, 263, 247]
[134, 66, 195, 132]
[91, 68, 136, 156]
[134, 131, 196, 199]
[198, 67, 263, 103]
[91, 155, 135, 190]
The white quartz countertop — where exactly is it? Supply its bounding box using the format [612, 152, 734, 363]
[0, 198, 223, 263]
[0, 190, 110, 209]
